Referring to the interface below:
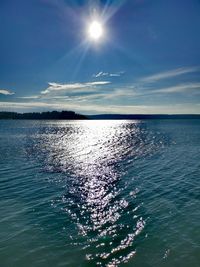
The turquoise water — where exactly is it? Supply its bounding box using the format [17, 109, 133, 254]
[0, 120, 199, 267]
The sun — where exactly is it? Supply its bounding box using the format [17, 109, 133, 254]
[88, 21, 104, 41]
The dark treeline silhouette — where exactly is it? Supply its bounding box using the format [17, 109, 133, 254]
[0, 111, 87, 120]
[1, 111, 200, 120]
[88, 114, 200, 120]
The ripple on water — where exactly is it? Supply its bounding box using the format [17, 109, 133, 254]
[25, 120, 169, 266]
[1, 120, 200, 267]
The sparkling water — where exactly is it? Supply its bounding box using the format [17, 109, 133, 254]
[0, 120, 199, 267]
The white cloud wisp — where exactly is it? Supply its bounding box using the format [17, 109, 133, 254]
[41, 81, 111, 95]
[141, 66, 199, 83]
[93, 71, 125, 78]
[0, 89, 15, 95]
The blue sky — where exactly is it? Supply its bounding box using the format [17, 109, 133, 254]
[0, 0, 200, 114]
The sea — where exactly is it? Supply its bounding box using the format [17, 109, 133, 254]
[0, 119, 199, 267]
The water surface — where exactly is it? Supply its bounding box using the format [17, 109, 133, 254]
[0, 120, 199, 267]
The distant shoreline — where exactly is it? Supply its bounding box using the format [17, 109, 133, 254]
[0, 111, 87, 120]
[88, 114, 200, 120]
[0, 111, 200, 120]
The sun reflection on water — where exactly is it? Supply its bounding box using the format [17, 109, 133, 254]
[30, 120, 166, 266]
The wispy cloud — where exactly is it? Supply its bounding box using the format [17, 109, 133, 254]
[19, 95, 40, 99]
[65, 88, 136, 102]
[0, 89, 15, 95]
[152, 83, 200, 94]
[93, 72, 109, 78]
[141, 66, 199, 83]
[41, 81, 111, 95]
[0, 101, 199, 114]
[93, 71, 125, 78]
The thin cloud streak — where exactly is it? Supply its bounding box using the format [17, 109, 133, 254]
[41, 81, 111, 94]
[141, 66, 199, 83]
[93, 71, 125, 78]
[19, 95, 40, 99]
[0, 89, 15, 95]
[151, 83, 200, 94]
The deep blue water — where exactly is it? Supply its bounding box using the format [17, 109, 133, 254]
[0, 120, 199, 267]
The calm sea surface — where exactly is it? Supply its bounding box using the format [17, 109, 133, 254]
[0, 120, 199, 267]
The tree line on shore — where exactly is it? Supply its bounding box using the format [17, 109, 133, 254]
[1, 111, 200, 120]
[0, 111, 87, 120]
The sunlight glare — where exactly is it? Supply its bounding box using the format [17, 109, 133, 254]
[88, 21, 103, 41]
